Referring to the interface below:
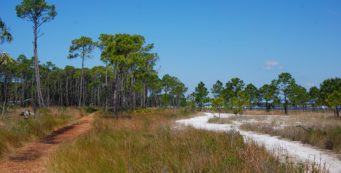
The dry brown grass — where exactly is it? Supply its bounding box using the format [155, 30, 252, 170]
[47, 109, 316, 173]
[208, 117, 233, 124]
[0, 106, 85, 158]
[236, 111, 341, 155]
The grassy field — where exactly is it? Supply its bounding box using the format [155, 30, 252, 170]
[209, 111, 341, 155]
[47, 109, 316, 173]
[0, 107, 85, 158]
[240, 113, 341, 154]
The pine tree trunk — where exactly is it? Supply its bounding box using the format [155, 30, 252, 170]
[33, 22, 45, 107]
[177, 94, 180, 108]
[112, 67, 118, 119]
[21, 75, 25, 105]
[15, 77, 18, 104]
[97, 86, 100, 106]
[130, 71, 136, 110]
[284, 95, 288, 115]
[47, 74, 50, 107]
[2, 76, 8, 118]
[83, 76, 86, 106]
[79, 56, 84, 107]
[105, 60, 108, 111]
[66, 76, 69, 106]
[336, 107, 340, 118]
[142, 83, 147, 109]
[31, 73, 34, 103]
[59, 81, 64, 106]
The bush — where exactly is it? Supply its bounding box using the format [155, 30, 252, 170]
[85, 107, 99, 113]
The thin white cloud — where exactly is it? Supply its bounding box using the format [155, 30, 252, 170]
[263, 60, 283, 70]
[305, 82, 315, 88]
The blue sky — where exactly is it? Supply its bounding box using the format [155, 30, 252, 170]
[1, 0, 341, 93]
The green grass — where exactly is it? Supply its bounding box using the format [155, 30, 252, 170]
[48, 109, 314, 173]
[84, 106, 99, 113]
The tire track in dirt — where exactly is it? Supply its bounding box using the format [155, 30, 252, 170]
[0, 113, 95, 173]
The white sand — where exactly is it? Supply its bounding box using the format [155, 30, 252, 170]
[176, 112, 341, 173]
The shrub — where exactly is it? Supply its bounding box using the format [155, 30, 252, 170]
[85, 107, 99, 113]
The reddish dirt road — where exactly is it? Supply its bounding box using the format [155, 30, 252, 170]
[0, 113, 95, 173]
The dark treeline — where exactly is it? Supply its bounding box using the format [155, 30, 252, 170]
[190, 73, 341, 118]
[0, 36, 187, 112]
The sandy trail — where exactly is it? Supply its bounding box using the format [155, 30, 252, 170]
[0, 113, 95, 173]
[176, 113, 341, 173]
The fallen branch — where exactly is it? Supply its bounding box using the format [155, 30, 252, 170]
[296, 125, 312, 132]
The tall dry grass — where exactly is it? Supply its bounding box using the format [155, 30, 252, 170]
[48, 109, 313, 173]
[231, 111, 341, 154]
[241, 122, 341, 154]
[0, 107, 85, 157]
[208, 117, 234, 124]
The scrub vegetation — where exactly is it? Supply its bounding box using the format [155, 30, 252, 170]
[47, 109, 314, 173]
[208, 111, 341, 154]
[239, 112, 341, 154]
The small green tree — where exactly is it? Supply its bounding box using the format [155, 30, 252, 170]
[223, 78, 245, 102]
[230, 91, 249, 115]
[16, 0, 57, 107]
[211, 80, 224, 98]
[276, 73, 295, 114]
[244, 83, 259, 109]
[172, 81, 188, 108]
[211, 97, 224, 117]
[68, 36, 95, 107]
[161, 74, 177, 106]
[320, 78, 341, 103]
[309, 86, 320, 110]
[186, 93, 196, 111]
[326, 91, 341, 118]
[194, 81, 209, 111]
[260, 83, 278, 112]
[288, 84, 310, 110]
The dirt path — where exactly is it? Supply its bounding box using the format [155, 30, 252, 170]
[177, 113, 341, 173]
[0, 113, 96, 173]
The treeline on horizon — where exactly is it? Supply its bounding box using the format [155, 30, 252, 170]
[189, 74, 341, 118]
[1, 0, 340, 119]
